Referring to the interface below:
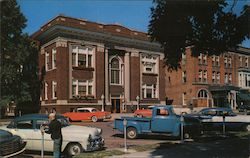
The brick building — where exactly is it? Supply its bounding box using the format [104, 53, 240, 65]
[166, 46, 250, 109]
[32, 15, 165, 113]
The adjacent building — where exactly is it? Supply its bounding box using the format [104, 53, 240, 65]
[166, 46, 250, 109]
[32, 15, 166, 113]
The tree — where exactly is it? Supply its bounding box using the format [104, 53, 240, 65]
[0, 0, 40, 115]
[148, 0, 250, 70]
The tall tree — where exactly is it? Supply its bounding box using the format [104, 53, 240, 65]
[149, 0, 250, 70]
[0, 0, 40, 115]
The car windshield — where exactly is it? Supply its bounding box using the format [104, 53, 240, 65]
[92, 109, 99, 112]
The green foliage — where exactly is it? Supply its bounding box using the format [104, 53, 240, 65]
[149, 0, 250, 70]
[0, 0, 40, 111]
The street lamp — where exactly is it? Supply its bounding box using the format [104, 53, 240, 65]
[101, 94, 105, 112]
[136, 96, 140, 110]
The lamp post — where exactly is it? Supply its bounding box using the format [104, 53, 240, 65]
[101, 94, 105, 112]
[136, 96, 140, 110]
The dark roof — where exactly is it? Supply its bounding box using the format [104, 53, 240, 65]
[200, 107, 232, 112]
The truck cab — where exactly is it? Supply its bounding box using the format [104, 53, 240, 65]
[114, 105, 201, 139]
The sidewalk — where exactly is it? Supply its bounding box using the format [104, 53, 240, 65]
[110, 113, 134, 120]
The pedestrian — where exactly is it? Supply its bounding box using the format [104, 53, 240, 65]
[45, 113, 62, 158]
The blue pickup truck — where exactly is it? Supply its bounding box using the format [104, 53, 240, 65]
[114, 105, 201, 139]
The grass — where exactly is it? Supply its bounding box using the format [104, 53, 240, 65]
[73, 149, 125, 158]
[129, 144, 160, 152]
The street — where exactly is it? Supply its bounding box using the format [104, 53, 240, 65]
[14, 120, 249, 158]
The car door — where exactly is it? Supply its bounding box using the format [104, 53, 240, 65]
[30, 119, 53, 152]
[9, 120, 34, 150]
[77, 109, 90, 120]
[151, 108, 178, 133]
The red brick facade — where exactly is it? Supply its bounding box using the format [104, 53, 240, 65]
[34, 15, 165, 113]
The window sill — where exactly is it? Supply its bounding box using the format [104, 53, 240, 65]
[71, 95, 95, 100]
[110, 83, 123, 86]
[142, 72, 158, 76]
[73, 66, 94, 71]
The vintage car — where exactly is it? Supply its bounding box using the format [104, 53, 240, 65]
[134, 106, 154, 117]
[0, 129, 26, 158]
[0, 114, 104, 156]
[187, 108, 250, 131]
[63, 107, 111, 122]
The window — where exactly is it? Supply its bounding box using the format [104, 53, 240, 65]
[71, 46, 93, 68]
[156, 109, 169, 116]
[45, 51, 50, 71]
[44, 82, 48, 100]
[212, 55, 215, 66]
[239, 73, 242, 86]
[224, 73, 228, 84]
[198, 53, 202, 64]
[141, 55, 157, 73]
[198, 70, 203, 82]
[229, 73, 232, 84]
[16, 120, 33, 129]
[52, 81, 57, 99]
[217, 72, 220, 83]
[203, 70, 207, 83]
[216, 56, 220, 66]
[224, 56, 227, 67]
[52, 48, 56, 69]
[72, 80, 93, 97]
[228, 57, 232, 67]
[182, 71, 187, 83]
[245, 57, 248, 67]
[203, 54, 207, 64]
[212, 71, 216, 83]
[110, 58, 121, 84]
[239, 56, 242, 67]
[182, 92, 187, 105]
[182, 52, 186, 65]
[198, 89, 208, 98]
[142, 84, 157, 99]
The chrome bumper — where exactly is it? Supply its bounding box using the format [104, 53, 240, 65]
[87, 137, 105, 151]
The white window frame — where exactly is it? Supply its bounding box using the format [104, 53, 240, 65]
[52, 48, 56, 69]
[52, 81, 57, 99]
[203, 70, 207, 83]
[71, 45, 93, 68]
[229, 73, 232, 83]
[217, 72, 220, 83]
[198, 70, 203, 82]
[245, 57, 248, 67]
[225, 73, 228, 84]
[45, 51, 49, 71]
[212, 71, 216, 83]
[72, 79, 93, 97]
[182, 71, 187, 83]
[239, 56, 242, 67]
[44, 82, 48, 100]
[198, 53, 202, 64]
[216, 56, 220, 66]
[110, 56, 123, 85]
[142, 84, 157, 99]
[198, 89, 208, 98]
[182, 92, 187, 106]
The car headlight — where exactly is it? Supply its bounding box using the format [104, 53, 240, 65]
[98, 128, 102, 135]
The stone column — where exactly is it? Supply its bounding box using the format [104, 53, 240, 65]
[124, 52, 130, 102]
[105, 49, 109, 103]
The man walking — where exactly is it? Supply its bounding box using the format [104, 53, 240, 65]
[45, 113, 62, 158]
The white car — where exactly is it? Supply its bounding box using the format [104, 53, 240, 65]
[0, 114, 104, 156]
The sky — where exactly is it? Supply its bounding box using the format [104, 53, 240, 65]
[17, 0, 249, 48]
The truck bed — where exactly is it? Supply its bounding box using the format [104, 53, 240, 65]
[114, 117, 152, 133]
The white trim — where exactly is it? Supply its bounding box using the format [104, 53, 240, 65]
[71, 45, 94, 68]
[72, 79, 93, 96]
[44, 82, 48, 100]
[52, 81, 57, 99]
[45, 51, 49, 71]
[52, 48, 57, 69]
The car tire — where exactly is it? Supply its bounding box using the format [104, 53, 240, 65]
[91, 116, 98, 122]
[126, 127, 138, 139]
[67, 143, 82, 156]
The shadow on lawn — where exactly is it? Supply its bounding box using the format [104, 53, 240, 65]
[150, 132, 250, 158]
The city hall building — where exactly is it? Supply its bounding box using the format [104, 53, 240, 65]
[32, 15, 166, 113]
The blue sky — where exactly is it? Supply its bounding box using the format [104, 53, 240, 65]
[18, 0, 249, 48]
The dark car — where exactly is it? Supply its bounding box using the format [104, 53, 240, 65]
[187, 108, 250, 131]
[0, 129, 26, 158]
[238, 104, 250, 113]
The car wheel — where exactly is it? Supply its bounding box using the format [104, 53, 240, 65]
[91, 116, 98, 122]
[67, 143, 82, 156]
[126, 127, 137, 139]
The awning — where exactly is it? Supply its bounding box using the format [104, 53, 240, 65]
[237, 93, 250, 101]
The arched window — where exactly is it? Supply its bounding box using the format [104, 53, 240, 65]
[111, 58, 120, 84]
[198, 89, 208, 98]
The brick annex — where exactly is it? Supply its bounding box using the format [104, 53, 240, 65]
[32, 15, 250, 113]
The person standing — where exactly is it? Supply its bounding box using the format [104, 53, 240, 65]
[45, 113, 62, 158]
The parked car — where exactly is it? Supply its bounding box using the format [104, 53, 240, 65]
[63, 107, 111, 122]
[187, 108, 250, 131]
[0, 129, 26, 158]
[134, 106, 154, 117]
[115, 105, 201, 139]
[0, 114, 104, 156]
[238, 104, 250, 113]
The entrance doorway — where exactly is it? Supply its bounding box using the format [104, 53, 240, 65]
[111, 99, 121, 113]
